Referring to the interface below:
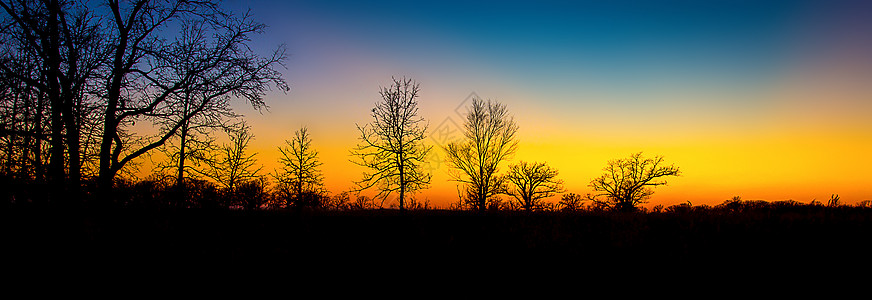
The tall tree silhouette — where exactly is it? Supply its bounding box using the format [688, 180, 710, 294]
[504, 161, 564, 211]
[1, 0, 287, 205]
[275, 126, 324, 208]
[589, 152, 680, 212]
[0, 41, 47, 183]
[0, 0, 107, 204]
[94, 0, 287, 204]
[351, 76, 431, 211]
[444, 97, 519, 212]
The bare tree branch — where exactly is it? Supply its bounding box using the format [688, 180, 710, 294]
[443, 96, 518, 211]
[589, 152, 680, 212]
[504, 161, 565, 211]
[351, 76, 431, 211]
[274, 126, 325, 208]
[196, 121, 261, 192]
[95, 0, 288, 202]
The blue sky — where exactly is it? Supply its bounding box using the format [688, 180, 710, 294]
[219, 0, 872, 207]
[227, 0, 872, 111]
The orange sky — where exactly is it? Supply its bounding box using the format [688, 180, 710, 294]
[231, 64, 872, 209]
[137, 0, 872, 209]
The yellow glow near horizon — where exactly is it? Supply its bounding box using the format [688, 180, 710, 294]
[133, 22, 872, 210]
[141, 57, 865, 211]
[123, 0, 872, 210]
[229, 98, 871, 210]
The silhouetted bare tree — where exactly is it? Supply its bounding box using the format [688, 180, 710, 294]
[351, 194, 375, 210]
[152, 87, 238, 206]
[443, 97, 518, 212]
[0, 45, 48, 184]
[198, 122, 262, 195]
[504, 161, 564, 211]
[274, 126, 324, 208]
[325, 191, 351, 210]
[0, 0, 287, 206]
[589, 152, 680, 212]
[558, 193, 586, 212]
[0, 0, 107, 204]
[351, 76, 431, 211]
[94, 0, 287, 204]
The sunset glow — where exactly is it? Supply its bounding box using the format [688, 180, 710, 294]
[212, 0, 872, 209]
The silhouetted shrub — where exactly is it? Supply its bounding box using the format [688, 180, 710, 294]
[716, 196, 743, 212]
[740, 200, 771, 212]
[405, 197, 432, 210]
[664, 202, 694, 214]
[231, 178, 268, 210]
[184, 179, 222, 209]
[351, 195, 374, 210]
[324, 191, 351, 210]
[111, 176, 171, 208]
[0, 174, 50, 206]
[558, 193, 585, 212]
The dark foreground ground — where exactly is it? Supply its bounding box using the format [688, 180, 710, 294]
[4, 206, 872, 279]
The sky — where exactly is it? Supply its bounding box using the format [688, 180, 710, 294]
[214, 0, 872, 208]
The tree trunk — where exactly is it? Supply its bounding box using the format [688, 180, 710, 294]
[398, 152, 405, 211]
[33, 92, 45, 184]
[97, 91, 119, 205]
[20, 88, 32, 180]
[97, 25, 129, 205]
[61, 75, 81, 205]
[62, 96, 81, 205]
[46, 0, 66, 205]
[295, 168, 302, 208]
[176, 119, 188, 207]
[478, 185, 485, 212]
[61, 15, 83, 206]
[4, 123, 14, 175]
[616, 200, 636, 212]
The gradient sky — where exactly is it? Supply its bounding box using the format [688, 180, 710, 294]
[212, 0, 872, 208]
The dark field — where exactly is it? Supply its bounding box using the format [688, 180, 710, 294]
[6, 205, 872, 274]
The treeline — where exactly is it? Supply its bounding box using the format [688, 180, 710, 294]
[647, 195, 872, 214]
[0, 1, 681, 212]
[2, 1, 866, 213]
[0, 0, 287, 207]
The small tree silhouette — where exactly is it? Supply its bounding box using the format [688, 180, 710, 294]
[351, 76, 431, 211]
[504, 161, 565, 211]
[589, 152, 680, 212]
[152, 89, 237, 207]
[326, 191, 352, 210]
[558, 193, 586, 212]
[351, 195, 375, 210]
[274, 126, 324, 209]
[443, 97, 518, 212]
[198, 122, 262, 197]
